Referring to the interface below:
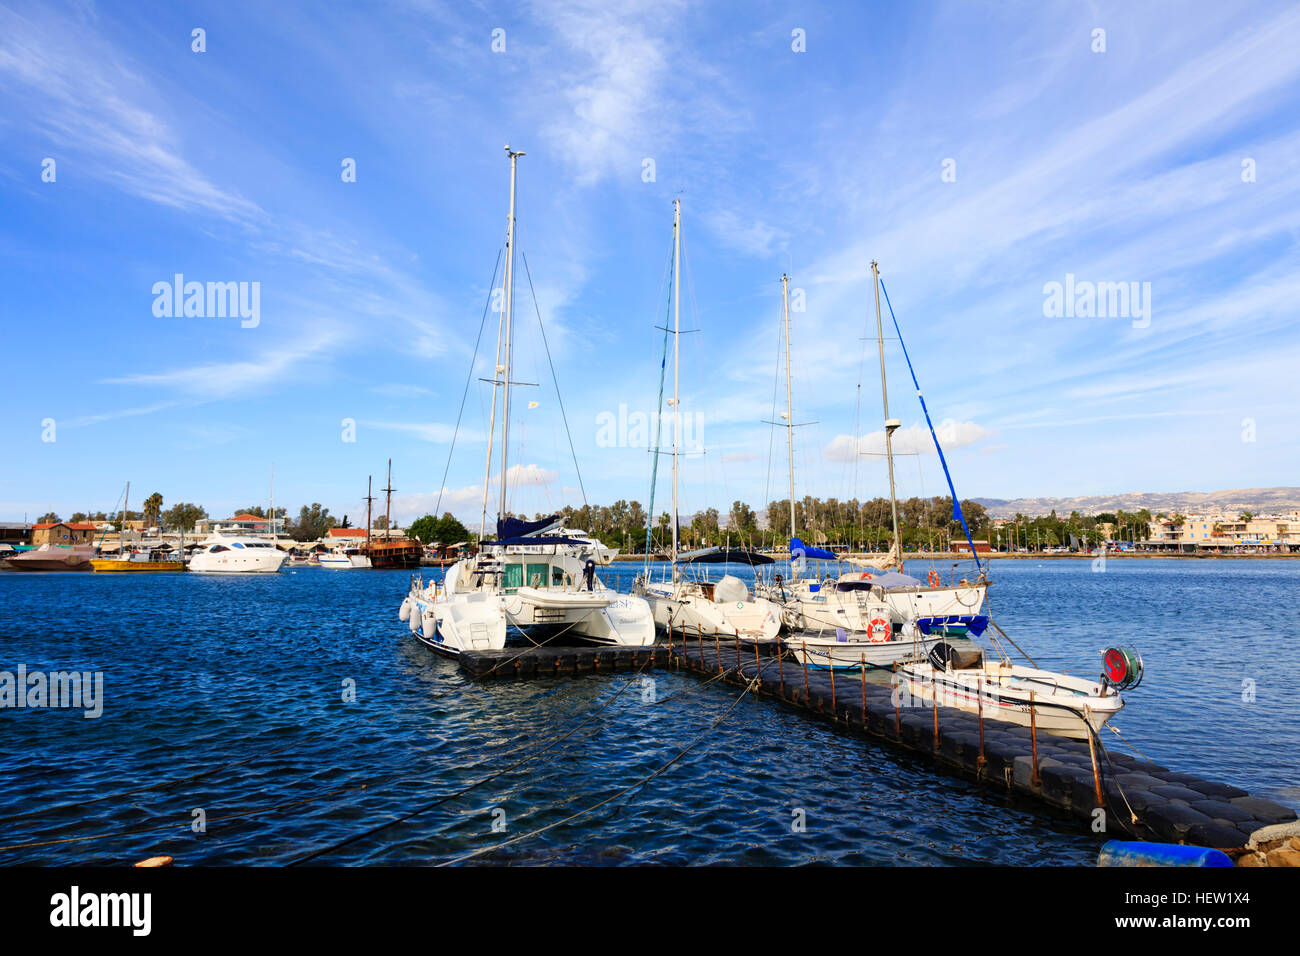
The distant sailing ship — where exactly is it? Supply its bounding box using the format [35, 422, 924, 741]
[365, 461, 422, 569]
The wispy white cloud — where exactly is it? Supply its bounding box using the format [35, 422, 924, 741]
[0, 6, 264, 224]
[825, 421, 994, 462]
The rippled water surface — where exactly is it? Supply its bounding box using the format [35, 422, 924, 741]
[1, 558, 1296, 866]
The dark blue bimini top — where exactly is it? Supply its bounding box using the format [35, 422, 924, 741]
[496, 514, 561, 540]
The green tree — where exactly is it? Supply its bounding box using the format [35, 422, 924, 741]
[36, 512, 61, 524]
[162, 503, 208, 532]
[291, 503, 337, 542]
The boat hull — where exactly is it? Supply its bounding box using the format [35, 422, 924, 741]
[786, 632, 940, 668]
[90, 560, 184, 572]
[4, 547, 94, 572]
[899, 662, 1123, 739]
[641, 587, 782, 642]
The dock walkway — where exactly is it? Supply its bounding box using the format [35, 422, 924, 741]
[458, 635, 1296, 849]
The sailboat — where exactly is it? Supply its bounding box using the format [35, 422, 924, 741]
[767, 263, 988, 665]
[747, 268, 936, 667]
[90, 482, 184, 572]
[632, 199, 782, 644]
[399, 147, 655, 657]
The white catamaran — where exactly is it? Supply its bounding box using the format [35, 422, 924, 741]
[632, 199, 782, 643]
[399, 147, 655, 657]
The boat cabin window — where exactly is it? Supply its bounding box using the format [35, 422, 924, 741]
[210, 545, 229, 553]
[502, 562, 524, 592]
[551, 566, 565, 587]
[526, 562, 548, 588]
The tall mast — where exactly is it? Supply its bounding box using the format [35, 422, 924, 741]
[670, 197, 681, 574]
[269, 464, 275, 539]
[871, 260, 902, 570]
[383, 458, 394, 536]
[498, 145, 524, 524]
[782, 273, 795, 541]
[480, 288, 506, 541]
[121, 481, 129, 554]
[364, 476, 374, 549]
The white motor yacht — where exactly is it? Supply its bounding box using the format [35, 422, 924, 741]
[188, 532, 287, 573]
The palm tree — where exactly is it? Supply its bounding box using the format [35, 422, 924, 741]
[142, 492, 164, 528]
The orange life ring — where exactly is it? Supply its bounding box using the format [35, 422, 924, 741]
[867, 618, 890, 642]
[928, 569, 940, 587]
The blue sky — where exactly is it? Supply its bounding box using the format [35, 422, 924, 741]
[2, 0, 1298, 528]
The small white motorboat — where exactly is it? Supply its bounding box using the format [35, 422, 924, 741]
[318, 548, 372, 569]
[898, 643, 1143, 739]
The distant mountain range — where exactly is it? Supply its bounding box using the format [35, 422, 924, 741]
[971, 487, 1300, 519]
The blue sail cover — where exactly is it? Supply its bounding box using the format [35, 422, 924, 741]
[790, 537, 836, 561]
[496, 514, 560, 540]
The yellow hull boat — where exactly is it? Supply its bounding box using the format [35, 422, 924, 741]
[90, 559, 185, 572]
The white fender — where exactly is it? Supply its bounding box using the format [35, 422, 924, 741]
[409, 606, 422, 633]
[421, 609, 438, 640]
[399, 595, 413, 622]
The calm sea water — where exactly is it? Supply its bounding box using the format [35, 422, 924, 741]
[1, 558, 1296, 866]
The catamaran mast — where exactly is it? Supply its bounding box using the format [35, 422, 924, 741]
[871, 260, 902, 570]
[670, 197, 681, 576]
[782, 273, 795, 541]
[498, 146, 524, 526]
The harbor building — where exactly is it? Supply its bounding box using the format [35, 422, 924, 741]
[31, 522, 98, 546]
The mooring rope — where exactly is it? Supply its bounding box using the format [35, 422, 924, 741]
[435, 672, 759, 866]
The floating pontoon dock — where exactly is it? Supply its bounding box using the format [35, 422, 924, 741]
[457, 634, 1296, 849]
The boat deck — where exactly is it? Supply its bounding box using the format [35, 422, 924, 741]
[459, 631, 1296, 849]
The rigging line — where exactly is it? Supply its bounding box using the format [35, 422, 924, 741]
[878, 278, 982, 574]
[520, 251, 586, 510]
[643, 231, 676, 565]
[762, 287, 783, 539]
[287, 654, 656, 865]
[434, 247, 504, 518]
[436, 672, 758, 866]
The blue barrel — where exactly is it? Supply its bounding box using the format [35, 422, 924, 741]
[1099, 841, 1233, 867]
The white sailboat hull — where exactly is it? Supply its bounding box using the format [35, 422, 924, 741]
[884, 582, 987, 620]
[786, 632, 940, 668]
[639, 583, 782, 642]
